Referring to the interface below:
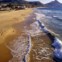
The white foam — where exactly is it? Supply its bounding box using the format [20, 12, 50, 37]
[6, 35, 30, 62]
[45, 27, 59, 36]
[35, 47, 52, 61]
[25, 34, 32, 62]
[55, 37, 62, 46]
[35, 13, 46, 20]
[25, 21, 43, 37]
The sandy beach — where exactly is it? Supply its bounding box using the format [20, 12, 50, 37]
[0, 9, 33, 62]
[0, 8, 55, 62]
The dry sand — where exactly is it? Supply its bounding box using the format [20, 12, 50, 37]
[0, 9, 33, 62]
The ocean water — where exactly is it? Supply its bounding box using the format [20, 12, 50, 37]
[37, 8, 62, 41]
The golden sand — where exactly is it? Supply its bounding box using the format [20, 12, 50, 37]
[0, 9, 32, 62]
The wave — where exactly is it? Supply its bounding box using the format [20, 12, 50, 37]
[52, 15, 62, 21]
[35, 13, 62, 62]
[38, 20, 62, 61]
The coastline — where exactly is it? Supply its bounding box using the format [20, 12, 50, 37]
[27, 13, 54, 62]
[0, 8, 61, 62]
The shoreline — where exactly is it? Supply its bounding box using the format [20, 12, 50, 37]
[27, 15, 54, 62]
[0, 8, 61, 62]
[25, 34, 32, 62]
[32, 12, 62, 62]
[21, 12, 54, 62]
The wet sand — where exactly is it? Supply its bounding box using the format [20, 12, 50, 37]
[29, 34, 54, 62]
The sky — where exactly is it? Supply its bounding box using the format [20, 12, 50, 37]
[26, 0, 62, 4]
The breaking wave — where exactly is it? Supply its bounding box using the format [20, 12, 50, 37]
[36, 12, 62, 62]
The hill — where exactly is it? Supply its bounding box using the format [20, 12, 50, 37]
[45, 0, 62, 9]
[25, 1, 44, 7]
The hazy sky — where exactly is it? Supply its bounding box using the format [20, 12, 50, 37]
[26, 0, 62, 4]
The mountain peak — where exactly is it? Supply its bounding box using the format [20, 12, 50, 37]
[45, 0, 62, 9]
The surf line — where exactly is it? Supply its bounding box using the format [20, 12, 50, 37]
[36, 19, 62, 62]
[23, 34, 32, 62]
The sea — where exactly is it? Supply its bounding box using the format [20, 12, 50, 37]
[36, 8, 62, 41]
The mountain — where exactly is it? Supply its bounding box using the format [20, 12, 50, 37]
[26, 1, 44, 7]
[45, 0, 62, 9]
